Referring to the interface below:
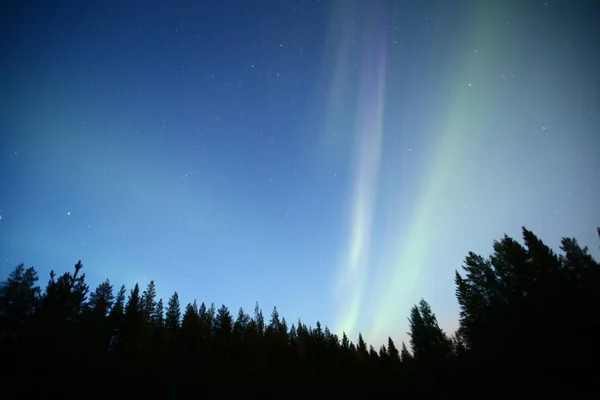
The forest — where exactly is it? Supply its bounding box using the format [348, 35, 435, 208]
[1, 226, 599, 397]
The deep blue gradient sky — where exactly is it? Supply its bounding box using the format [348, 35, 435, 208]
[1, 0, 599, 347]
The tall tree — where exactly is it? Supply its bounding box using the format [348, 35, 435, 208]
[180, 301, 201, 354]
[151, 298, 166, 353]
[268, 305, 281, 334]
[89, 280, 114, 318]
[213, 304, 233, 361]
[369, 345, 379, 360]
[387, 337, 400, 364]
[108, 285, 126, 351]
[341, 331, 350, 351]
[254, 302, 265, 337]
[87, 280, 114, 353]
[357, 333, 368, 359]
[408, 299, 452, 366]
[165, 292, 181, 332]
[0, 264, 40, 346]
[452, 227, 600, 388]
[141, 280, 157, 326]
[37, 261, 89, 371]
[400, 342, 412, 363]
[232, 307, 250, 361]
[152, 299, 165, 331]
[198, 302, 213, 355]
[123, 283, 144, 353]
[41, 261, 89, 325]
[164, 292, 181, 352]
[379, 344, 388, 360]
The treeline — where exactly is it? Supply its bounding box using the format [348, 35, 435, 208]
[1, 227, 599, 397]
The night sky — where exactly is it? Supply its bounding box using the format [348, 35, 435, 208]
[1, 0, 599, 347]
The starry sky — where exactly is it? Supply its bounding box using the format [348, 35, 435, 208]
[1, 0, 599, 347]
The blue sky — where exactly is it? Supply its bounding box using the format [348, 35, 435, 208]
[1, 0, 599, 348]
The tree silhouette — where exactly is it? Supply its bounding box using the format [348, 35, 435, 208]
[0, 264, 40, 347]
[122, 283, 144, 353]
[180, 300, 201, 355]
[1, 226, 599, 395]
[408, 298, 452, 367]
[213, 304, 233, 362]
[164, 291, 181, 353]
[141, 281, 157, 326]
[400, 342, 412, 363]
[454, 227, 600, 388]
[387, 336, 400, 365]
[87, 279, 114, 354]
[108, 284, 126, 352]
[89, 280, 114, 317]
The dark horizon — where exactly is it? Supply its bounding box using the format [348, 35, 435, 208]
[1, 226, 599, 395]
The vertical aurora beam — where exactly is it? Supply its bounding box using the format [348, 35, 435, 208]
[368, 2, 510, 342]
[331, 5, 390, 339]
[314, 1, 359, 167]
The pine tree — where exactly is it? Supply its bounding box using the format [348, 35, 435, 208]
[141, 280, 157, 326]
[453, 227, 600, 383]
[151, 298, 166, 353]
[165, 292, 181, 352]
[268, 305, 281, 334]
[41, 261, 89, 325]
[357, 333, 368, 359]
[232, 307, 250, 360]
[165, 292, 181, 332]
[125, 284, 141, 316]
[341, 331, 350, 351]
[89, 280, 114, 318]
[123, 283, 144, 353]
[379, 344, 387, 359]
[254, 301, 265, 337]
[400, 342, 413, 362]
[289, 323, 297, 342]
[181, 301, 201, 353]
[314, 321, 324, 341]
[280, 317, 288, 339]
[387, 337, 400, 363]
[153, 299, 165, 330]
[36, 261, 89, 367]
[324, 326, 339, 356]
[108, 285, 126, 351]
[0, 264, 40, 345]
[369, 345, 379, 360]
[234, 307, 250, 335]
[198, 302, 213, 354]
[87, 280, 114, 353]
[214, 304, 233, 361]
[409, 299, 453, 367]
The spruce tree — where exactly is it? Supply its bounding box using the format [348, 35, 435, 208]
[387, 337, 400, 363]
[164, 292, 181, 352]
[0, 264, 40, 346]
[89, 280, 114, 318]
[152, 299, 165, 330]
[123, 283, 144, 353]
[141, 280, 157, 326]
[357, 333, 368, 359]
[408, 299, 452, 366]
[214, 304, 233, 361]
[165, 292, 181, 332]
